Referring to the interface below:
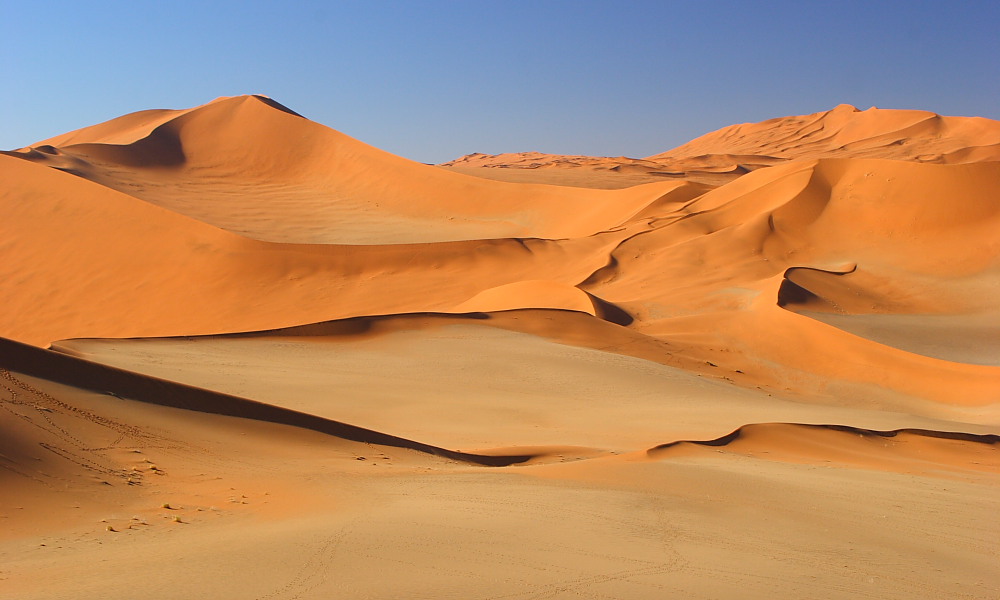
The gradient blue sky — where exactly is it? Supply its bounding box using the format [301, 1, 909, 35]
[3, 1, 998, 163]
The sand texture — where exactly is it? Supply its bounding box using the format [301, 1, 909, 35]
[2, 96, 998, 599]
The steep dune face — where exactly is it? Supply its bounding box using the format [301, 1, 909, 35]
[33, 107, 191, 147]
[7, 95, 679, 244]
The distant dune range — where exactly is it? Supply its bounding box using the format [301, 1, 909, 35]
[2, 96, 998, 599]
[440, 103, 1000, 186]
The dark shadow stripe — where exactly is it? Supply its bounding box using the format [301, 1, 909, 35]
[0, 337, 532, 467]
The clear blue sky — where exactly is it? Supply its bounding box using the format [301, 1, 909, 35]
[3, 1, 998, 163]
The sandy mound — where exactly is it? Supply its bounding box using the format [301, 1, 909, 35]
[652, 104, 1000, 164]
[578, 158, 1000, 406]
[0, 152, 648, 345]
[3, 95, 999, 599]
[4, 125, 999, 407]
[649, 422, 999, 476]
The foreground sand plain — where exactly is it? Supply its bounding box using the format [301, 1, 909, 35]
[2, 96, 998, 598]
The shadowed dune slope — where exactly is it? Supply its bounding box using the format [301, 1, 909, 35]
[0, 337, 529, 466]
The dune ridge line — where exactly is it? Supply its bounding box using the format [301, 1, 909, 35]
[0, 337, 532, 467]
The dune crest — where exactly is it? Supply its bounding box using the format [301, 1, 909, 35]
[7, 95, 684, 244]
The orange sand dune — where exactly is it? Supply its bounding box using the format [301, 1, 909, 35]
[4, 143, 999, 408]
[440, 105, 1000, 188]
[0, 152, 646, 345]
[651, 104, 1000, 164]
[578, 158, 1000, 406]
[441, 150, 783, 175]
[6, 95, 683, 244]
[439, 150, 770, 188]
[648, 422, 999, 476]
[3, 96, 1000, 599]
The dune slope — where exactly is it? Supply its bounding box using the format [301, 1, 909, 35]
[652, 103, 1000, 164]
[2, 96, 999, 599]
[7, 95, 684, 244]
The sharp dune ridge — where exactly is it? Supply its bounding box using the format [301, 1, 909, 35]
[5, 94, 688, 244]
[649, 422, 1000, 452]
[3, 95, 999, 599]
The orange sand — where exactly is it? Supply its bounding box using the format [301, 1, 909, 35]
[2, 96, 998, 599]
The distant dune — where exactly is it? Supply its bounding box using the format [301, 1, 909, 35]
[440, 104, 1000, 186]
[2, 96, 998, 599]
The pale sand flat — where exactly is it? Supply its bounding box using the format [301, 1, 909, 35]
[1, 368, 996, 600]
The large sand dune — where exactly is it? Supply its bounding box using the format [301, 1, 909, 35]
[2, 96, 998, 599]
[7, 95, 685, 244]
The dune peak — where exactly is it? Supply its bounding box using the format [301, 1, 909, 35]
[831, 103, 861, 112]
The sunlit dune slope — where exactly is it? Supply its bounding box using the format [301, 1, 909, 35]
[0, 152, 649, 346]
[6, 95, 684, 244]
[52, 312, 1000, 452]
[440, 105, 1000, 186]
[652, 103, 1000, 164]
[578, 158, 1000, 407]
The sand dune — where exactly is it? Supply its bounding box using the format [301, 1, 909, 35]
[6, 95, 683, 244]
[653, 103, 1000, 164]
[2, 364, 996, 599]
[0, 152, 647, 345]
[5, 143, 997, 408]
[440, 104, 1000, 187]
[649, 422, 999, 475]
[439, 151, 771, 188]
[2, 96, 999, 599]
